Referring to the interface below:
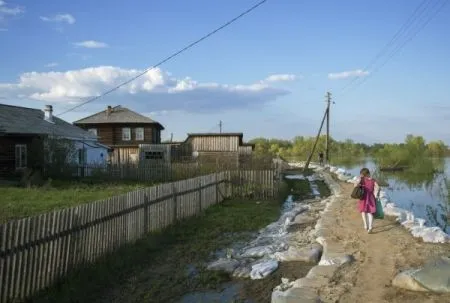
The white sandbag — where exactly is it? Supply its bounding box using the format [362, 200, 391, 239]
[206, 258, 240, 273]
[392, 269, 429, 292]
[409, 226, 450, 244]
[240, 245, 275, 258]
[250, 260, 279, 280]
[318, 254, 355, 266]
[272, 244, 323, 263]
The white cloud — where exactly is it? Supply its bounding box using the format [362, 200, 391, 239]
[40, 13, 75, 25]
[264, 74, 297, 83]
[0, 1, 25, 28]
[46, 62, 58, 67]
[0, 1, 24, 16]
[73, 40, 109, 49]
[0, 66, 293, 113]
[328, 69, 369, 80]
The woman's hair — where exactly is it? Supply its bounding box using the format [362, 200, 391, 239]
[360, 167, 370, 177]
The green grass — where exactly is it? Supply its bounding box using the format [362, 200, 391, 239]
[30, 198, 283, 303]
[281, 169, 331, 200]
[316, 180, 331, 197]
[0, 179, 157, 223]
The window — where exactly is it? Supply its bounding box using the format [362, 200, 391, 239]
[135, 127, 144, 141]
[88, 128, 97, 136]
[78, 148, 87, 165]
[152, 128, 160, 144]
[15, 144, 27, 169]
[144, 151, 164, 160]
[122, 127, 131, 141]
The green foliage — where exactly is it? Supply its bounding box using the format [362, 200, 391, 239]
[250, 134, 448, 166]
[249, 135, 369, 161]
[372, 134, 447, 168]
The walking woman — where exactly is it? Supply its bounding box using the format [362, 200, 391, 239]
[354, 168, 380, 233]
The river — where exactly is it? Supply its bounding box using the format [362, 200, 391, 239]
[332, 157, 450, 234]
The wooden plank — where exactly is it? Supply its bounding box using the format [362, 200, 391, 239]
[1, 221, 12, 303]
[29, 215, 39, 296]
[20, 217, 31, 300]
[63, 208, 73, 276]
[24, 217, 34, 298]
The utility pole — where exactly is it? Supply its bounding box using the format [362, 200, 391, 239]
[325, 92, 332, 165]
[219, 120, 222, 133]
[304, 108, 328, 170]
[170, 132, 173, 142]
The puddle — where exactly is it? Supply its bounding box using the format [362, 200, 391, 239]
[185, 264, 198, 278]
[178, 282, 253, 303]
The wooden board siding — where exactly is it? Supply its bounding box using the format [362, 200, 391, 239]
[188, 136, 240, 152]
[75, 124, 161, 147]
[0, 136, 41, 178]
[238, 145, 253, 155]
[110, 147, 139, 164]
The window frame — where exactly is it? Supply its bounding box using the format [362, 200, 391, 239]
[88, 128, 98, 136]
[15, 144, 27, 169]
[135, 127, 144, 141]
[144, 151, 164, 160]
[122, 127, 131, 141]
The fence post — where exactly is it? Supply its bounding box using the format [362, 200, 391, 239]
[144, 194, 149, 233]
[215, 172, 219, 204]
[198, 178, 202, 214]
[172, 183, 178, 223]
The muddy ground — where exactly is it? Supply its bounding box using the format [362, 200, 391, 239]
[319, 181, 450, 303]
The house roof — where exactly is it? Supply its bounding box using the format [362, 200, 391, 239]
[0, 103, 97, 140]
[73, 105, 164, 129]
[186, 132, 244, 138]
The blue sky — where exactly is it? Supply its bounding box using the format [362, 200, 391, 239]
[1, 0, 449, 144]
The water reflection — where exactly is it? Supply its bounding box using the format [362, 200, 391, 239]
[331, 157, 449, 233]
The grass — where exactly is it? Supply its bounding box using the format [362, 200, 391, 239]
[281, 168, 331, 200]
[30, 198, 284, 303]
[0, 179, 157, 224]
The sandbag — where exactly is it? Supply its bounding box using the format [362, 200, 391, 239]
[392, 256, 450, 293]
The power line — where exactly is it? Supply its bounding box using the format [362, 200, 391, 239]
[338, 0, 433, 95]
[342, 0, 447, 95]
[337, 0, 447, 97]
[56, 0, 269, 117]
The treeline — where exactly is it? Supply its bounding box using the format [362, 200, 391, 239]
[249, 134, 448, 167]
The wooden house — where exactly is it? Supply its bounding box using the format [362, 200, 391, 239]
[166, 133, 255, 168]
[73, 105, 164, 164]
[0, 104, 110, 178]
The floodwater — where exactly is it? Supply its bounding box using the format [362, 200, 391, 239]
[334, 157, 450, 233]
[178, 282, 252, 303]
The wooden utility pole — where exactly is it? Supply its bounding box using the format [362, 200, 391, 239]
[219, 120, 223, 133]
[325, 92, 332, 164]
[304, 108, 328, 170]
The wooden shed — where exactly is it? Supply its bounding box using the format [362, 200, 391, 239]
[169, 133, 255, 168]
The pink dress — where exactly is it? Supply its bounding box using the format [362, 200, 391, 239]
[358, 177, 377, 214]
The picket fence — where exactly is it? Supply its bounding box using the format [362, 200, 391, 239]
[0, 169, 277, 303]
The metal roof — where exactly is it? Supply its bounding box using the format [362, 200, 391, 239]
[73, 105, 164, 129]
[0, 103, 97, 140]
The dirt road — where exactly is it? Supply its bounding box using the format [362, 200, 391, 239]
[319, 181, 450, 303]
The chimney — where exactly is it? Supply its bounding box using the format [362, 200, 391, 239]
[44, 105, 54, 123]
[106, 105, 112, 116]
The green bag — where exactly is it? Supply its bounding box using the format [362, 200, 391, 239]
[374, 198, 384, 219]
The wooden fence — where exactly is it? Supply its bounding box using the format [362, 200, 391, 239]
[0, 170, 278, 303]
